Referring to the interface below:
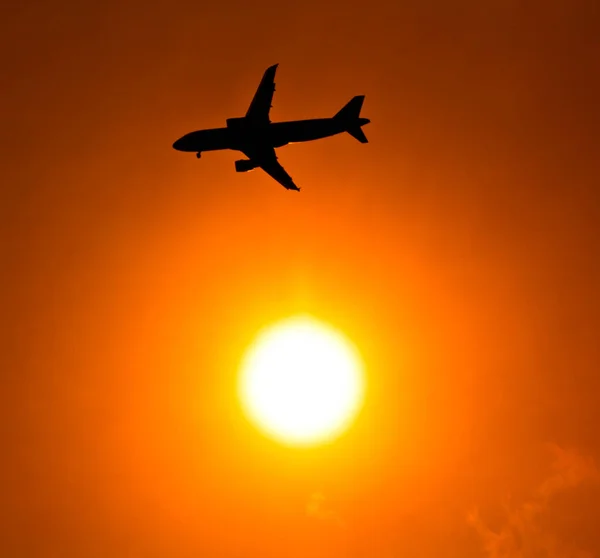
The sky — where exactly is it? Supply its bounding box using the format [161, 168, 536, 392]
[2, 0, 600, 556]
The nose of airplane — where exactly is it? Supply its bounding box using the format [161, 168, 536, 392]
[172, 136, 186, 151]
[359, 117, 371, 126]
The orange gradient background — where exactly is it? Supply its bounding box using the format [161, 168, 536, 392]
[2, 1, 600, 557]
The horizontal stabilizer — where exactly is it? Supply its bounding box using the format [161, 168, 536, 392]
[347, 126, 368, 143]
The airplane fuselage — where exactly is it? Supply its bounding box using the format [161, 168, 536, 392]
[172, 63, 369, 190]
[173, 117, 368, 154]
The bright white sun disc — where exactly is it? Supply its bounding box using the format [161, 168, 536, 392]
[239, 315, 365, 446]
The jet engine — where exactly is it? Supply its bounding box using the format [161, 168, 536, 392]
[235, 159, 258, 173]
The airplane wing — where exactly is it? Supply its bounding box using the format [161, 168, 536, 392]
[242, 145, 300, 191]
[246, 64, 278, 123]
[259, 158, 300, 191]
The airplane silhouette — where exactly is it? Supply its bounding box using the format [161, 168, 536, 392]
[172, 64, 370, 191]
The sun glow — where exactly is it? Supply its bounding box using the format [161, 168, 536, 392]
[239, 315, 365, 446]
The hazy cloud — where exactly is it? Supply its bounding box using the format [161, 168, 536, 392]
[468, 444, 600, 558]
[306, 491, 345, 528]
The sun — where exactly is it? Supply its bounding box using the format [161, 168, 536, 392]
[238, 315, 365, 446]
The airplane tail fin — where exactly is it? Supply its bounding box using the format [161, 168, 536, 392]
[334, 95, 365, 121]
[334, 95, 370, 143]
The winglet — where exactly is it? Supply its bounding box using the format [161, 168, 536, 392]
[262, 64, 278, 83]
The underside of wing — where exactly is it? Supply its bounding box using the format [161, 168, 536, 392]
[259, 159, 300, 191]
[246, 64, 278, 123]
[242, 145, 300, 191]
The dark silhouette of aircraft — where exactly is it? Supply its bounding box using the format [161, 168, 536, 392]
[172, 64, 370, 191]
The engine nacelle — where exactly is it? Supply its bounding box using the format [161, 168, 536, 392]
[235, 159, 257, 173]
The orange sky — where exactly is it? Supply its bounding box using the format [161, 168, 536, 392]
[3, 1, 600, 557]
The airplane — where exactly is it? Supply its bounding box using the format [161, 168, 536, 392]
[172, 64, 370, 191]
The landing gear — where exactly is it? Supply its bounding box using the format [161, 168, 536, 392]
[196, 152, 202, 159]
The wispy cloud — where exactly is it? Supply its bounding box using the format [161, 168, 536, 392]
[468, 444, 600, 558]
[306, 491, 345, 528]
